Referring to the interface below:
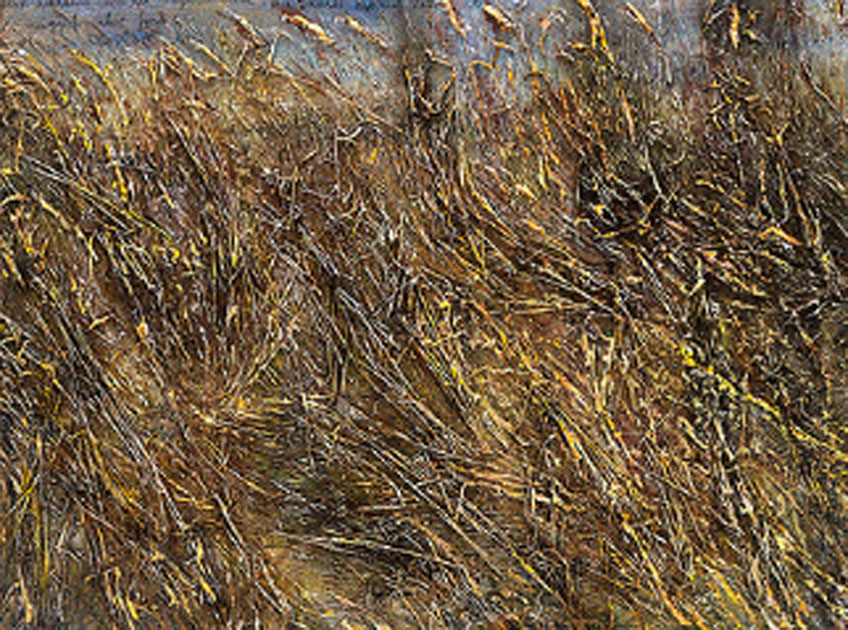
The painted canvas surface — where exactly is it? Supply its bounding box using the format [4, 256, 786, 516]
[0, 1, 847, 629]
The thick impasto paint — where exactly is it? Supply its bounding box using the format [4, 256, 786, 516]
[0, 1, 846, 629]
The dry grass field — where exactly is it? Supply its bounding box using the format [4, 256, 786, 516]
[0, 1, 846, 628]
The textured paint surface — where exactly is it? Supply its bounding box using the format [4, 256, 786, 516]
[0, 1, 847, 629]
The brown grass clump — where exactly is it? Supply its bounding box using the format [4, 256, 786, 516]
[0, 3, 846, 629]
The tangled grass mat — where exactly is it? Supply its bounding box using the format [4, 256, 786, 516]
[0, 2, 846, 628]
